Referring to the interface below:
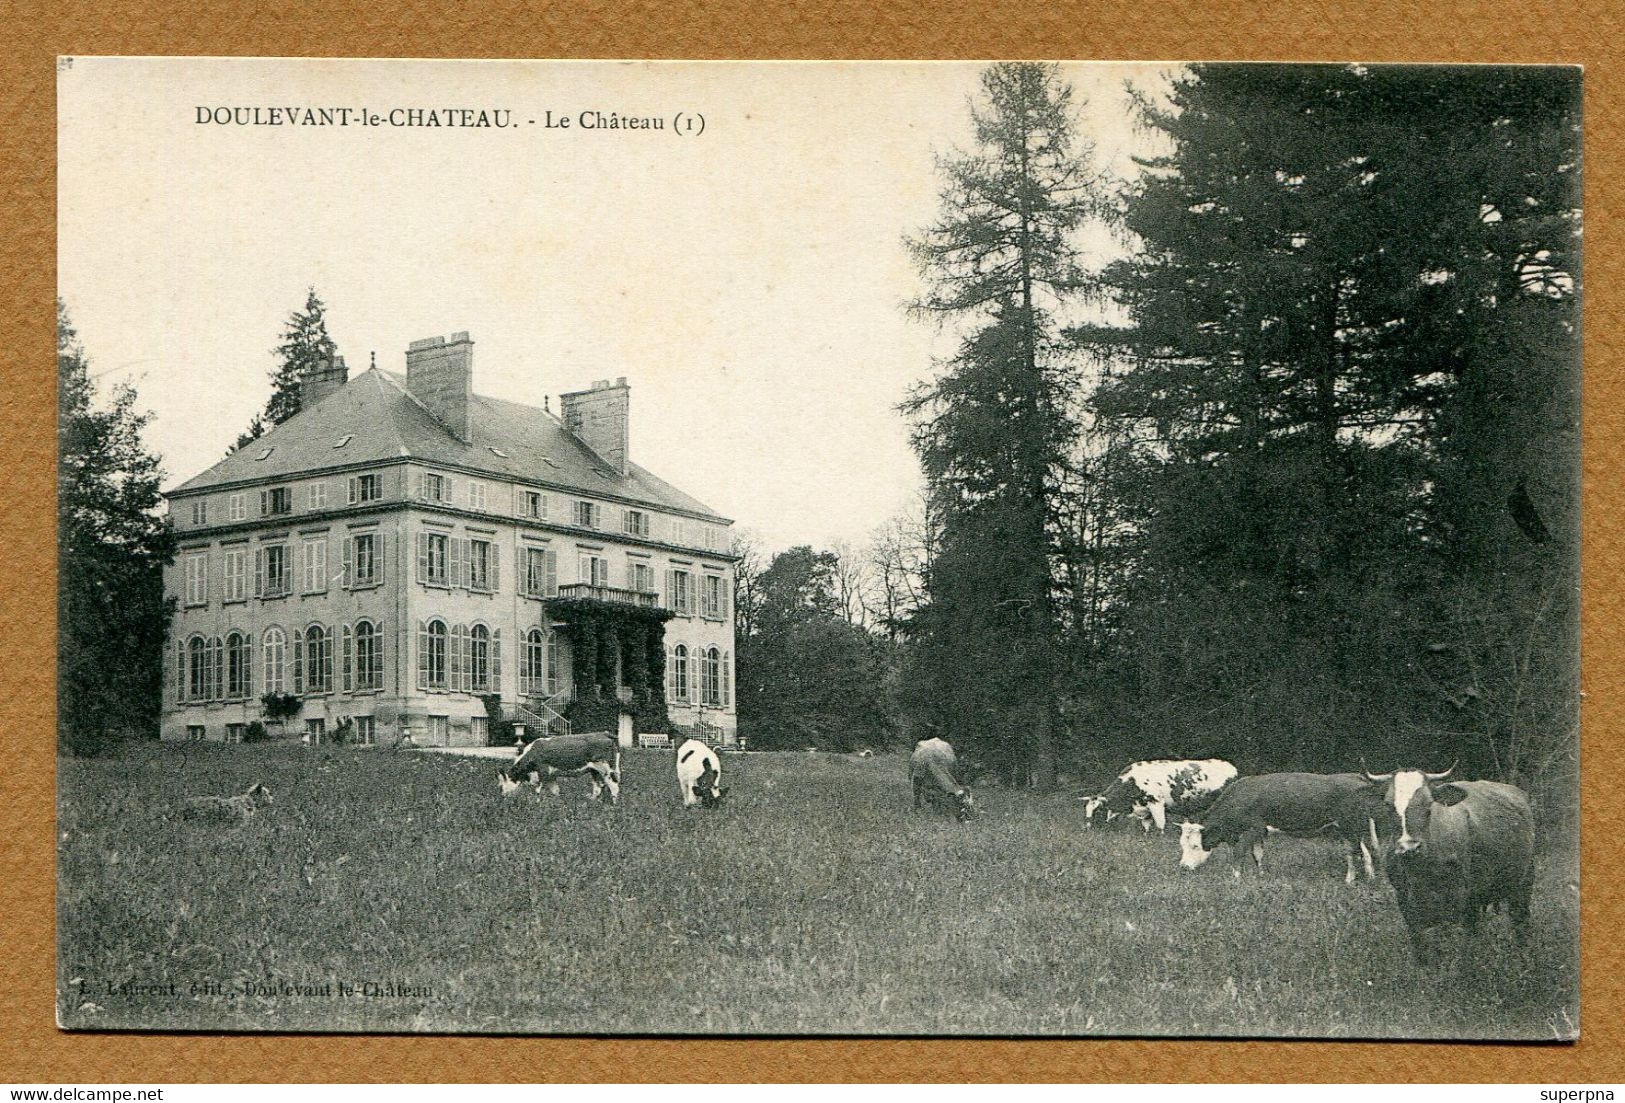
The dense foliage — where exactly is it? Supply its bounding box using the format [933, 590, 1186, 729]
[57, 301, 176, 753]
[233, 287, 338, 451]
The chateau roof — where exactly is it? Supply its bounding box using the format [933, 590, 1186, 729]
[168, 368, 727, 522]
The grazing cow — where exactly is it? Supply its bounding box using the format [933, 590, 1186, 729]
[179, 782, 273, 824]
[497, 732, 621, 804]
[1081, 758, 1238, 833]
[1363, 764, 1535, 962]
[910, 737, 974, 821]
[1178, 772, 1386, 883]
[675, 738, 728, 808]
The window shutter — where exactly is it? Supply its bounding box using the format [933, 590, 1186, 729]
[175, 640, 185, 703]
[546, 631, 559, 695]
[451, 538, 467, 589]
[243, 638, 253, 698]
[490, 543, 500, 593]
[377, 533, 386, 585]
[292, 630, 304, 695]
[416, 472, 425, 500]
[450, 624, 464, 692]
[720, 579, 730, 621]
[342, 624, 353, 692]
[666, 644, 676, 698]
[665, 569, 674, 609]
[260, 489, 268, 516]
[417, 621, 429, 690]
[325, 624, 336, 693]
[491, 629, 502, 692]
[314, 541, 327, 594]
[417, 533, 429, 582]
[545, 549, 558, 596]
[342, 537, 352, 589]
[579, 554, 590, 587]
[723, 650, 731, 708]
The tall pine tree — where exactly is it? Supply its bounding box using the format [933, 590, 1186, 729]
[903, 63, 1105, 788]
[235, 287, 337, 450]
[57, 300, 176, 752]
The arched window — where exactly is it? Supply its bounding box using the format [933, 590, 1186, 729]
[419, 619, 448, 689]
[671, 644, 689, 703]
[187, 636, 207, 701]
[354, 619, 382, 691]
[225, 631, 250, 698]
[305, 624, 332, 693]
[702, 646, 722, 706]
[263, 627, 285, 694]
[470, 624, 491, 692]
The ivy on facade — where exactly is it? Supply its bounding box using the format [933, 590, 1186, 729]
[543, 597, 674, 736]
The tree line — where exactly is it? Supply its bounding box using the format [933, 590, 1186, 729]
[739, 63, 1580, 804]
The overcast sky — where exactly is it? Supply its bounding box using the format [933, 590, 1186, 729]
[58, 59, 1171, 554]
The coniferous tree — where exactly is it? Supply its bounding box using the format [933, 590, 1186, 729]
[903, 63, 1106, 788]
[57, 300, 176, 752]
[234, 287, 337, 449]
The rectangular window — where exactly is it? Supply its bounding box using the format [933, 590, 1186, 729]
[702, 573, 725, 619]
[353, 715, 376, 746]
[190, 500, 208, 526]
[262, 487, 292, 516]
[349, 532, 380, 587]
[579, 553, 608, 588]
[573, 500, 598, 528]
[309, 483, 327, 510]
[225, 723, 245, 744]
[631, 561, 653, 594]
[257, 543, 291, 598]
[184, 552, 208, 607]
[305, 718, 326, 743]
[525, 546, 558, 597]
[522, 490, 546, 519]
[419, 472, 448, 503]
[668, 568, 693, 615]
[471, 715, 489, 745]
[301, 537, 328, 594]
[228, 493, 246, 521]
[349, 473, 382, 504]
[418, 532, 449, 585]
[468, 482, 487, 510]
[468, 538, 495, 591]
[624, 509, 648, 537]
[186, 725, 206, 742]
[223, 549, 246, 603]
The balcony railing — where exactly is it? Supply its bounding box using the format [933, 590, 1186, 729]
[555, 582, 663, 609]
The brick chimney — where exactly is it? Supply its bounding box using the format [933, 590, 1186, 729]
[300, 353, 348, 409]
[560, 376, 629, 475]
[405, 332, 474, 442]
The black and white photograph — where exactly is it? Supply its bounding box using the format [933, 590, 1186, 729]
[55, 57, 1580, 1039]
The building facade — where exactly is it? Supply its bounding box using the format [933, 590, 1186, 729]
[161, 332, 737, 748]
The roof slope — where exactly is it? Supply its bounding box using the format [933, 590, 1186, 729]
[170, 369, 726, 521]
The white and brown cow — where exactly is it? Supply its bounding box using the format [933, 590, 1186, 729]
[675, 738, 728, 808]
[1363, 763, 1535, 962]
[1178, 772, 1386, 883]
[497, 732, 621, 804]
[1081, 758, 1238, 833]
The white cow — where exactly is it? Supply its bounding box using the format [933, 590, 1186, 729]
[1081, 758, 1238, 833]
[675, 738, 727, 808]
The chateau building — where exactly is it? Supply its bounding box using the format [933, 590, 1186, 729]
[160, 332, 737, 748]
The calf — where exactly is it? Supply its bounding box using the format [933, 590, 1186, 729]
[498, 732, 621, 804]
[179, 782, 273, 825]
[1178, 772, 1385, 883]
[910, 737, 974, 821]
[1082, 758, 1238, 833]
[675, 738, 728, 808]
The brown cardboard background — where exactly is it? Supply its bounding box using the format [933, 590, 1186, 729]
[3, 0, 1620, 1084]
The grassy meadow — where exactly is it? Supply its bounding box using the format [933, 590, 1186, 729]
[56, 742, 1578, 1038]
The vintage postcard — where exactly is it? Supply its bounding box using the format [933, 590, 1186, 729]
[55, 58, 1580, 1038]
